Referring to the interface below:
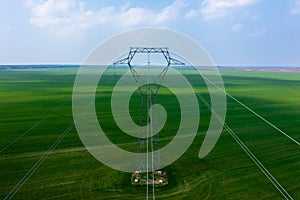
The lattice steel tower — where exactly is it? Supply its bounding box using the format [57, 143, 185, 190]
[114, 47, 184, 175]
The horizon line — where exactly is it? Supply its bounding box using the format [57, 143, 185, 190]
[0, 64, 300, 68]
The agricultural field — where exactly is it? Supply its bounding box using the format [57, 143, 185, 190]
[0, 66, 300, 199]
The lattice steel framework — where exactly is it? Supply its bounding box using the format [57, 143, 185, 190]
[113, 47, 184, 173]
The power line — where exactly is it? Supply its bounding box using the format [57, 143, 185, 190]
[201, 74, 300, 146]
[0, 99, 70, 154]
[4, 122, 74, 200]
[197, 93, 293, 200]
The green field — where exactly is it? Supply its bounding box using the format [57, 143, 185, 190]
[1, 67, 300, 199]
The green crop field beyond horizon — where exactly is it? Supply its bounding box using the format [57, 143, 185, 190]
[0, 67, 300, 199]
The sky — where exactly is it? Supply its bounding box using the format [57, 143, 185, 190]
[0, 0, 300, 66]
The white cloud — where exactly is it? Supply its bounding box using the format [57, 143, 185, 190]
[25, 0, 114, 36]
[25, 0, 187, 37]
[154, 0, 187, 24]
[250, 28, 267, 37]
[118, 7, 155, 27]
[24, 0, 34, 7]
[291, 0, 300, 15]
[185, 9, 199, 19]
[118, 0, 186, 27]
[230, 23, 244, 32]
[200, 0, 261, 20]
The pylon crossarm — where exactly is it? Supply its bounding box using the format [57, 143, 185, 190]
[169, 57, 185, 65]
[113, 57, 128, 65]
[161, 49, 185, 65]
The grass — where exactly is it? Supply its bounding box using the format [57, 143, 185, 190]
[0, 67, 300, 199]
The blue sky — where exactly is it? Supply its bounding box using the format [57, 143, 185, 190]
[0, 0, 300, 66]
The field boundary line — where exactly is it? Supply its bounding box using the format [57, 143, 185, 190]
[4, 122, 74, 200]
[0, 99, 70, 154]
[202, 75, 300, 146]
[197, 93, 293, 200]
